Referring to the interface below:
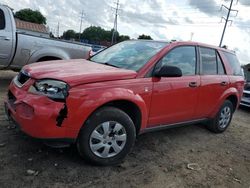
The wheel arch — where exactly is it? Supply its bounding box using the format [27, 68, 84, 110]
[225, 95, 238, 112]
[82, 99, 143, 135]
[37, 56, 62, 62]
[210, 87, 240, 117]
[27, 47, 70, 64]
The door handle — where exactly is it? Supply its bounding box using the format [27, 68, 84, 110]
[221, 81, 228, 86]
[189, 82, 198, 88]
[4, 37, 10, 41]
[0, 36, 10, 41]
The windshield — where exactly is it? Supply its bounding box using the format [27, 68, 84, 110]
[90, 40, 168, 71]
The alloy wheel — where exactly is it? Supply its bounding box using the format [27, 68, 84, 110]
[219, 106, 231, 129]
[89, 121, 127, 158]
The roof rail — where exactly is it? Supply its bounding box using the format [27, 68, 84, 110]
[222, 45, 228, 49]
[170, 39, 177, 43]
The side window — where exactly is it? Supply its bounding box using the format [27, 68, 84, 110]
[0, 9, 5, 30]
[200, 47, 217, 75]
[217, 53, 225, 75]
[160, 46, 196, 76]
[222, 51, 243, 76]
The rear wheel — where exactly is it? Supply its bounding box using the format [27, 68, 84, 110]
[207, 100, 234, 133]
[77, 107, 136, 166]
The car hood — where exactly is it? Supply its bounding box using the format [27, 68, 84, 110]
[24, 59, 137, 86]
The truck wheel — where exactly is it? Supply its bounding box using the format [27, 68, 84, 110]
[77, 107, 136, 166]
[207, 100, 234, 133]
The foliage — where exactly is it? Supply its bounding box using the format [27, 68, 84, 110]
[138, 34, 153, 40]
[15, 9, 46, 24]
[62, 30, 76, 40]
[82, 26, 108, 41]
[61, 26, 130, 44]
[118, 35, 130, 42]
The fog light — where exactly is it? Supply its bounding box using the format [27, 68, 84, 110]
[16, 103, 34, 119]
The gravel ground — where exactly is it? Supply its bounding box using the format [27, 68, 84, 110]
[0, 70, 249, 188]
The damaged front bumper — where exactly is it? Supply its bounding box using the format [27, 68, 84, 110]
[4, 79, 77, 143]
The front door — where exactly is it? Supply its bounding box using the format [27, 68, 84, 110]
[148, 46, 200, 127]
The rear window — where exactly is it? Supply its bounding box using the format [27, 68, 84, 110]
[0, 9, 5, 30]
[200, 47, 217, 75]
[222, 51, 243, 76]
[200, 47, 225, 75]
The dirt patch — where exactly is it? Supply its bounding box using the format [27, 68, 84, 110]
[0, 70, 249, 188]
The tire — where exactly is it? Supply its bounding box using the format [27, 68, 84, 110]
[207, 100, 234, 133]
[77, 107, 136, 166]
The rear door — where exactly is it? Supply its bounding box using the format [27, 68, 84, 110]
[148, 45, 200, 127]
[194, 47, 229, 118]
[0, 7, 15, 67]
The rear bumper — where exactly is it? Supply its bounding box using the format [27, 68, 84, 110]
[4, 80, 77, 141]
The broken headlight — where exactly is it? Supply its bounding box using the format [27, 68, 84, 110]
[29, 79, 69, 100]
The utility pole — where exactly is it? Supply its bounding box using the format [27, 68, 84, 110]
[79, 10, 84, 42]
[219, 0, 238, 47]
[111, 0, 120, 45]
[57, 22, 60, 38]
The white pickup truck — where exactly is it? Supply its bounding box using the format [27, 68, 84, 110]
[0, 5, 91, 70]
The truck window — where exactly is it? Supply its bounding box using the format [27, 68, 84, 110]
[160, 46, 196, 75]
[0, 9, 5, 30]
[222, 51, 243, 76]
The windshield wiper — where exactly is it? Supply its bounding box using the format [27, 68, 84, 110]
[103, 62, 120, 68]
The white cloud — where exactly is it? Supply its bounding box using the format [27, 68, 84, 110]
[1, 0, 250, 64]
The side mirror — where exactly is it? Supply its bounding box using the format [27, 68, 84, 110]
[154, 65, 182, 77]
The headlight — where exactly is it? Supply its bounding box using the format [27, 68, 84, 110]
[29, 79, 69, 100]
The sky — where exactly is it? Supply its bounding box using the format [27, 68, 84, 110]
[2, 0, 250, 64]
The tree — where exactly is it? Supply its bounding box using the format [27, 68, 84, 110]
[15, 9, 46, 24]
[82, 26, 109, 42]
[138, 34, 153, 40]
[62, 30, 76, 40]
[118, 35, 130, 42]
[60, 26, 130, 44]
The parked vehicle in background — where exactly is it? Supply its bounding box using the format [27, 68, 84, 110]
[0, 5, 91, 70]
[90, 45, 107, 56]
[240, 65, 250, 107]
[4, 40, 244, 165]
[240, 82, 250, 107]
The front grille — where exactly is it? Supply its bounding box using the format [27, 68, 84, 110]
[17, 71, 30, 85]
[8, 91, 16, 101]
[8, 91, 16, 107]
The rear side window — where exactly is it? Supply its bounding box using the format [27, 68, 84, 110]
[200, 47, 225, 75]
[160, 46, 196, 75]
[0, 9, 5, 30]
[217, 53, 226, 75]
[200, 48, 217, 75]
[222, 51, 243, 76]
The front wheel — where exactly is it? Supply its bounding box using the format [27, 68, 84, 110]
[77, 107, 136, 166]
[207, 100, 234, 133]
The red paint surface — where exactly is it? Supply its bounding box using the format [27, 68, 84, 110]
[4, 41, 245, 140]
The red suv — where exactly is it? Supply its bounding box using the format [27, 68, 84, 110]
[4, 40, 244, 165]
